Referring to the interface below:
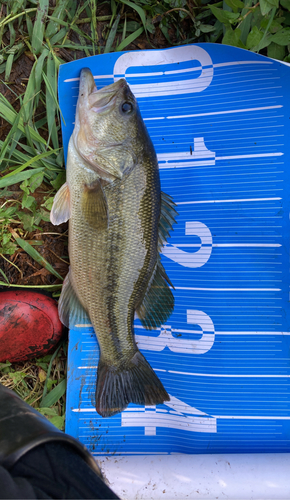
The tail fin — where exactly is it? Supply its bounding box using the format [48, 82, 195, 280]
[96, 351, 170, 417]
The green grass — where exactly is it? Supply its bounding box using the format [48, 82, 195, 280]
[0, 343, 67, 430]
[0, 0, 289, 427]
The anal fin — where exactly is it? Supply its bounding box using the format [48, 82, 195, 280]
[82, 179, 108, 230]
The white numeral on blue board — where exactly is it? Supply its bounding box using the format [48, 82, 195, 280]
[121, 395, 217, 435]
[162, 221, 212, 268]
[135, 310, 215, 355]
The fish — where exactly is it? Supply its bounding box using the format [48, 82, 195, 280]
[51, 68, 178, 417]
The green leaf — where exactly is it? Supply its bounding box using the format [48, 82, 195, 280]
[5, 53, 14, 82]
[0, 101, 22, 166]
[28, 171, 44, 193]
[1, 241, 17, 255]
[123, 21, 141, 32]
[0, 167, 45, 189]
[122, 13, 127, 41]
[38, 407, 58, 416]
[49, 27, 68, 45]
[256, 7, 277, 51]
[46, 0, 70, 39]
[20, 61, 38, 130]
[9, 370, 27, 385]
[32, 0, 49, 54]
[0, 361, 12, 371]
[34, 48, 49, 109]
[0, 268, 9, 284]
[45, 53, 59, 149]
[2, 233, 12, 246]
[41, 197, 54, 210]
[0, 97, 47, 146]
[51, 171, 66, 190]
[0, 8, 37, 29]
[19, 179, 29, 194]
[266, 0, 280, 5]
[260, 0, 276, 15]
[2, 149, 57, 179]
[222, 27, 246, 47]
[55, 150, 64, 167]
[270, 28, 290, 45]
[40, 344, 62, 402]
[10, 0, 26, 16]
[104, 13, 121, 53]
[246, 26, 264, 49]
[47, 15, 94, 44]
[267, 41, 286, 59]
[46, 378, 57, 391]
[38, 406, 65, 429]
[49, 415, 65, 430]
[8, 18, 16, 47]
[39, 409, 65, 430]
[199, 24, 216, 33]
[42, 69, 65, 125]
[20, 213, 35, 231]
[208, 5, 240, 26]
[120, 0, 147, 32]
[116, 26, 144, 51]
[224, 0, 244, 12]
[37, 207, 51, 222]
[21, 194, 36, 210]
[280, 0, 290, 9]
[40, 379, 66, 407]
[26, 12, 33, 38]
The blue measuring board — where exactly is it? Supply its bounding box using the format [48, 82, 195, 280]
[58, 44, 290, 455]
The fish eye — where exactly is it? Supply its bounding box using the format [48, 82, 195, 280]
[121, 102, 133, 114]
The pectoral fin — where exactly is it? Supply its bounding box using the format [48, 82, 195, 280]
[50, 182, 71, 225]
[81, 179, 108, 230]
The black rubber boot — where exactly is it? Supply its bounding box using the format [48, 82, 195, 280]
[0, 384, 121, 498]
[0, 384, 101, 474]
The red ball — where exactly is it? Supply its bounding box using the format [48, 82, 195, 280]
[0, 291, 63, 362]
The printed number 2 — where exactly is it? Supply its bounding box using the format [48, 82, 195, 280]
[135, 310, 215, 355]
[162, 221, 212, 268]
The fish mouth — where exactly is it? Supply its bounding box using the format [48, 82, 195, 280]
[79, 68, 127, 113]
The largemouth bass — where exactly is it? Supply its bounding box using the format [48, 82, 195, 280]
[51, 68, 177, 417]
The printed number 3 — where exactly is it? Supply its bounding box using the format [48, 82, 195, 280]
[135, 310, 215, 355]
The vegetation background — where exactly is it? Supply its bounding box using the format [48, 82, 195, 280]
[0, 0, 289, 429]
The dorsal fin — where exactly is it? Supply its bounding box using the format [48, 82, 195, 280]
[136, 191, 178, 329]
